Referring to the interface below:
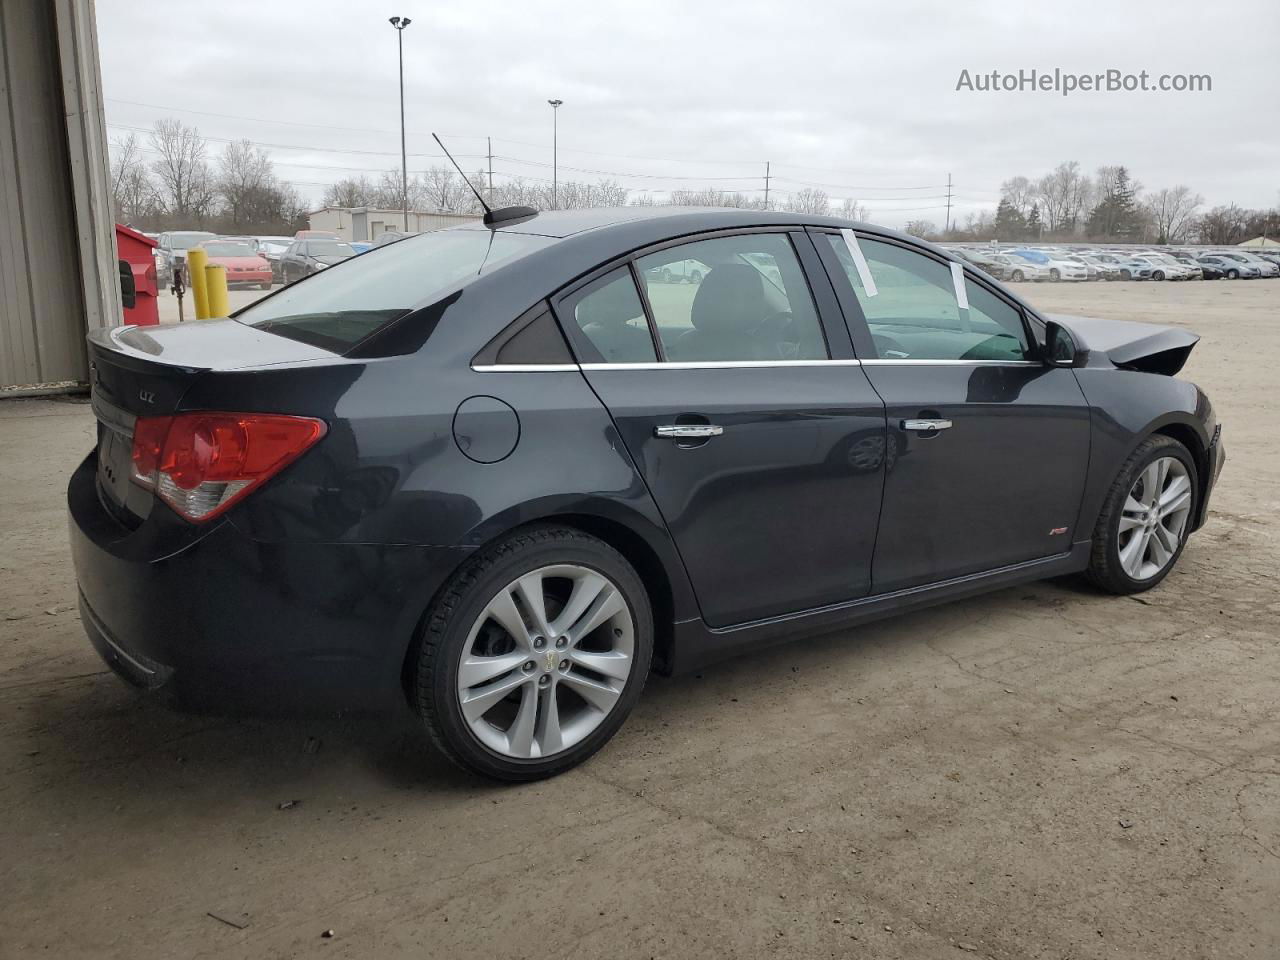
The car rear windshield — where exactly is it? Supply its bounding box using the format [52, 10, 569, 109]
[170, 232, 215, 249]
[235, 228, 553, 352]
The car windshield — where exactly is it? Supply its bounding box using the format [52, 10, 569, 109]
[237, 228, 553, 351]
[170, 232, 215, 249]
[202, 242, 256, 256]
[307, 240, 356, 257]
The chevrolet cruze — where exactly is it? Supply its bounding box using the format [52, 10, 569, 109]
[70, 207, 1225, 780]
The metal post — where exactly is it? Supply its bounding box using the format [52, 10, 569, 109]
[487, 136, 494, 204]
[390, 17, 412, 230]
[764, 161, 771, 210]
[547, 99, 563, 209]
[945, 172, 953, 235]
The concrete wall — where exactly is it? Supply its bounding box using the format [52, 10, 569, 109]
[0, 0, 115, 392]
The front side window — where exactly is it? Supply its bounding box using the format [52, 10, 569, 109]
[635, 233, 827, 362]
[824, 235, 1030, 361]
[237, 228, 553, 351]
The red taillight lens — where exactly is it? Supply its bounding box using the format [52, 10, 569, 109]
[130, 412, 326, 522]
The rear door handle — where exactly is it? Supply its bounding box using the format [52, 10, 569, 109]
[654, 424, 724, 439]
[901, 418, 953, 432]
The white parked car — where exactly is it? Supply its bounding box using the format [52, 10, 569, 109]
[1009, 249, 1088, 281]
[1132, 254, 1195, 281]
[988, 253, 1049, 282]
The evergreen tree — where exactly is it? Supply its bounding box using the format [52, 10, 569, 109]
[1025, 204, 1042, 239]
[993, 199, 1026, 241]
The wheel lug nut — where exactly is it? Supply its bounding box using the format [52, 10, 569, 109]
[555, 637, 567, 649]
[533, 637, 545, 649]
[523, 661, 536, 673]
[558, 660, 569, 672]
[538, 675, 550, 687]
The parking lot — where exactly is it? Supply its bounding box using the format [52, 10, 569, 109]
[2, 278, 1277, 959]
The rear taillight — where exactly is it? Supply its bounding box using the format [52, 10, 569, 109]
[130, 412, 326, 522]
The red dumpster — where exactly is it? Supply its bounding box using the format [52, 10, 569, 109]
[115, 224, 159, 326]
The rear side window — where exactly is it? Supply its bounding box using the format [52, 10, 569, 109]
[236, 229, 552, 352]
[567, 269, 657, 364]
[824, 235, 1029, 361]
[636, 233, 828, 362]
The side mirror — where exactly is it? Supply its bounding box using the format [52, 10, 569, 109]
[1044, 320, 1086, 368]
[118, 260, 136, 309]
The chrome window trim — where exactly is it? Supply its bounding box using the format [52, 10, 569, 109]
[580, 359, 864, 371]
[471, 363, 582, 373]
[860, 359, 1042, 366]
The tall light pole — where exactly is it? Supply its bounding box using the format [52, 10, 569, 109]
[547, 99, 563, 210]
[389, 16, 412, 230]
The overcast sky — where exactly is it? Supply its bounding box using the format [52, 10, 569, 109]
[97, 0, 1278, 228]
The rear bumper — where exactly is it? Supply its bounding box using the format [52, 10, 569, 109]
[68, 452, 470, 714]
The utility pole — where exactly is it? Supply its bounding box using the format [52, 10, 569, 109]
[763, 161, 771, 210]
[547, 99, 563, 209]
[944, 172, 953, 235]
[487, 136, 494, 204]
[389, 16, 412, 231]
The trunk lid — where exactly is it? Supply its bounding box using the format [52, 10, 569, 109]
[1047, 314, 1200, 376]
[87, 320, 335, 525]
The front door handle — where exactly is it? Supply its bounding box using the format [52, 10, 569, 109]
[654, 424, 724, 439]
[901, 418, 953, 432]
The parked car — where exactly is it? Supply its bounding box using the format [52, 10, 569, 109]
[1199, 254, 1260, 280]
[278, 238, 357, 283]
[951, 248, 1015, 281]
[1194, 258, 1228, 280]
[155, 230, 216, 286]
[1132, 253, 1197, 281]
[198, 239, 273, 290]
[1009, 249, 1088, 281]
[349, 241, 373, 254]
[257, 237, 292, 283]
[1075, 254, 1121, 280]
[1228, 252, 1280, 278]
[1093, 253, 1154, 281]
[294, 229, 341, 240]
[989, 252, 1049, 281]
[70, 208, 1225, 781]
[373, 231, 418, 248]
[1059, 254, 1103, 280]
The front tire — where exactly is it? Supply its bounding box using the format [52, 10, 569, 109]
[1086, 436, 1198, 595]
[415, 526, 653, 781]
[1012, 270, 1024, 282]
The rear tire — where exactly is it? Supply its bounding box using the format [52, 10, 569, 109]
[1086, 435, 1198, 595]
[1012, 270, 1024, 282]
[414, 526, 653, 781]
[1050, 268, 1060, 281]
[1153, 271, 1165, 281]
[1227, 269, 1239, 279]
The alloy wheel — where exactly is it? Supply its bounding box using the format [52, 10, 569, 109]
[456, 563, 635, 760]
[1117, 456, 1193, 581]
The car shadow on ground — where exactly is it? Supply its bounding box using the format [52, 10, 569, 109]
[18, 576, 1097, 804]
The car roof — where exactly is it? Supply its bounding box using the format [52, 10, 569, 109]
[454, 205, 903, 241]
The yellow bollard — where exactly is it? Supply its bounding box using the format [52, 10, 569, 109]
[186, 248, 210, 319]
[205, 264, 229, 318]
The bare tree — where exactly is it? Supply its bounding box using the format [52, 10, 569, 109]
[322, 176, 377, 208]
[839, 198, 868, 222]
[668, 187, 763, 208]
[1144, 185, 1204, 243]
[1034, 161, 1089, 232]
[1196, 204, 1248, 244]
[903, 219, 939, 240]
[783, 187, 831, 216]
[217, 139, 276, 228]
[148, 118, 215, 221]
[109, 133, 158, 222]
[1000, 176, 1036, 218]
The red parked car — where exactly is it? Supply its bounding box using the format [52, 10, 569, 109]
[199, 239, 273, 290]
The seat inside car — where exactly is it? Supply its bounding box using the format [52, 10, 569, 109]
[673, 264, 793, 361]
[577, 277, 655, 362]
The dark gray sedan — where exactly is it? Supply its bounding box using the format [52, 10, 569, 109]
[70, 207, 1224, 780]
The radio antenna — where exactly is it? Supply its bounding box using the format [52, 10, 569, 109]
[432, 133, 536, 227]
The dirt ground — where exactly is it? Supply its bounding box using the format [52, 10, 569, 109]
[2, 279, 1277, 960]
